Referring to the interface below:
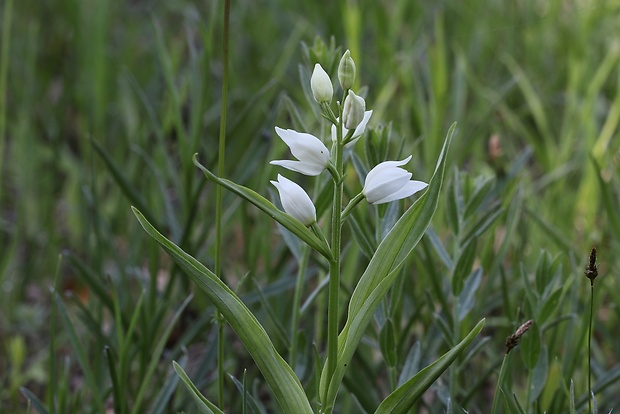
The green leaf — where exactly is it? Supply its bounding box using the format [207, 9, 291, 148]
[133, 208, 313, 414]
[104, 347, 122, 414]
[131, 295, 193, 414]
[591, 156, 620, 237]
[193, 155, 333, 260]
[20, 387, 49, 414]
[464, 175, 495, 217]
[457, 268, 482, 321]
[451, 238, 477, 296]
[90, 138, 159, 228]
[379, 319, 397, 368]
[319, 123, 456, 412]
[569, 380, 576, 414]
[537, 288, 562, 325]
[374, 318, 485, 414]
[445, 168, 461, 236]
[528, 346, 548, 404]
[54, 293, 105, 413]
[521, 321, 541, 370]
[511, 392, 527, 414]
[173, 361, 222, 414]
[150, 355, 188, 414]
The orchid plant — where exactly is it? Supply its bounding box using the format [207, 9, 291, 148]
[132, 47, 484, 413]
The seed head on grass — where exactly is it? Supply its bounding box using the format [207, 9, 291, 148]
[585, 246, 599, 414]
[505, 319, 534, 355]
[585, 247, 598, 286]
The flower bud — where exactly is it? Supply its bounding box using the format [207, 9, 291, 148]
[342, 90, 365, 130]
[271, 175, 317, 226]
[338, 50, 356, 90]
[310, 63, 333, 103]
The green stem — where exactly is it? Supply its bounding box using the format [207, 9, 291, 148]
[491, 353, 510, 414]
[215, 0, 231, 408]
[0, 0, 12, 206]
[48, 254, 63, 414]
[588, 283, 594, 414]
[324, 105, 344, 406]
[341, 192, 364, 221]
[290, 245, 311, 369]
[449, 300, 460, 413]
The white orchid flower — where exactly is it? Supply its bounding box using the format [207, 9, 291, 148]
[271, 174, 316, 226]
[330, 110, 373, 148]
[363, 156, 428, 204]
[310, 63, 333, 103]
[271, 127, 331, 176]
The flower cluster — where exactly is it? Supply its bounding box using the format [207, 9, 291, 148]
[270, 50, 427, 226]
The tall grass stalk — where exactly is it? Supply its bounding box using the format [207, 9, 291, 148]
[0, 0, 12, 205]
[491, 353, 509, 414]
[492, 320, 534, 414]
[588, 283, 594, 414]
[585, 247, 598, 414]
[215, 0, 231, 408]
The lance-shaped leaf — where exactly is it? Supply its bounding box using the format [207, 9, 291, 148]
[132, 208, 313, 414]
[375, 318, 485, 414]
[173, 361, 223, 414]
[193, 155, 333, 261]
[319, 123, 456, 412]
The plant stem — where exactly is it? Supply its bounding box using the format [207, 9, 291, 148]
[0, 0, 12, 207]
[449, 301, 460, 413]
[491, 353, 510, 414]
[588, 283, 594, 414]
[325, 105, 344, 406]
[215, 0, 231, 408]
[341, 192, 364, 221]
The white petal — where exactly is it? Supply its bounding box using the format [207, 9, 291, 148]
[364, 169, 412, 204]
[371, 180, 428, 204]
[270, 160, 325, 176]
[274, 127, 330, 174]
[364, 156, 412, 185]
[351, 110, 373, 139]
[330, 111, 373, 148]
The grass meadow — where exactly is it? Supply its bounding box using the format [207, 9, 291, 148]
[1, 0, 620, 412]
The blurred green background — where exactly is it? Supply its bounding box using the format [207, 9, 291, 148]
[1, 0, 619, 412]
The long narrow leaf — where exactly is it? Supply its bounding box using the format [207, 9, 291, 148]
[54, 293, 105, 413]
[319, 123, 456, 411]
[130, 295, 193, 414]
[20, 387, 49, 414]
[193, 155, 333, 260]
[375, 319, 484, 413]
[90, 138, 159, 228]
[173, 361, 222, 414]
[133, 208, 313, 414]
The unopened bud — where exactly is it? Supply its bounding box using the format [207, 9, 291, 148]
[342, 90, 365, 129]
[338, 50, 356, 90]
[310, 64, 333, 103]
